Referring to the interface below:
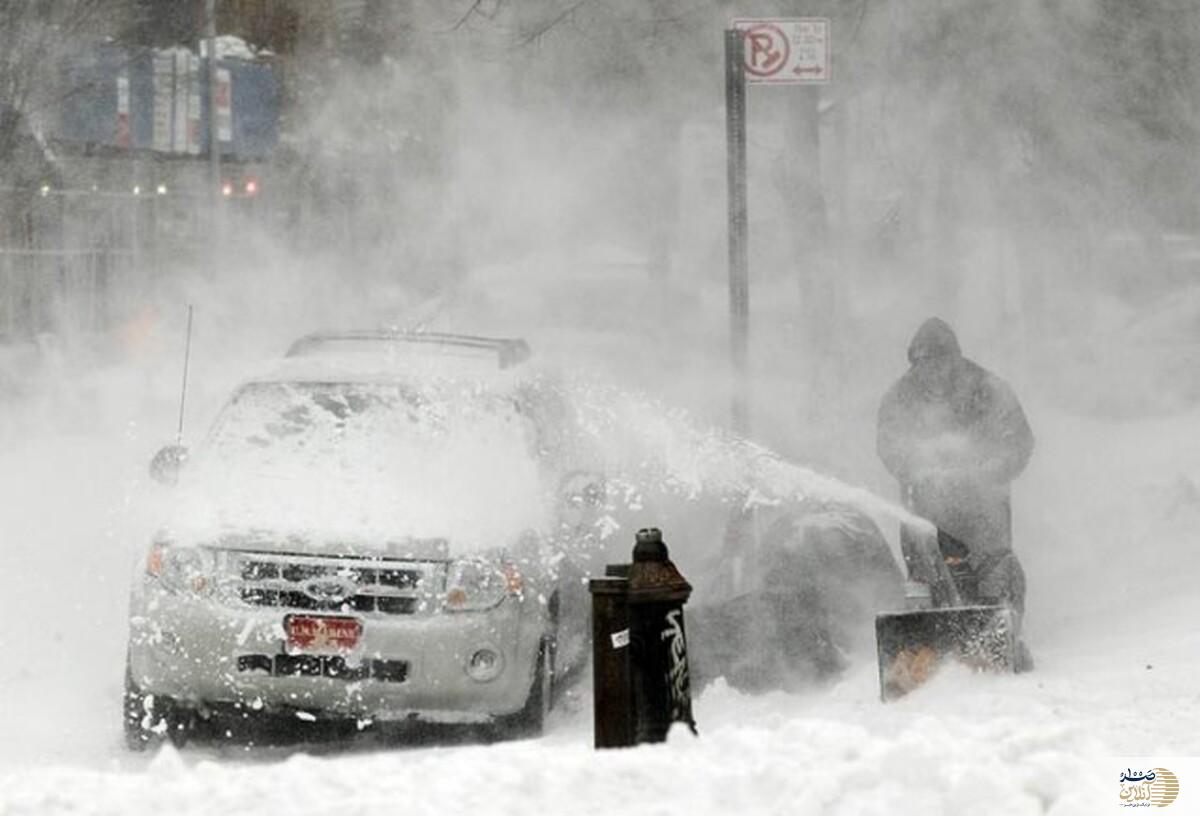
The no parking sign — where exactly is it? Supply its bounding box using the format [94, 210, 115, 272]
[732, 18, 830, 85]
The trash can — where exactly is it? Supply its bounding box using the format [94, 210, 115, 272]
[588, 564, 635, 749]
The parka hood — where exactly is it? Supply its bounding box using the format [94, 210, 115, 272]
[907, 317, 962, 364]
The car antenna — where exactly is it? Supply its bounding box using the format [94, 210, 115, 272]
[176, 305, 194, 446]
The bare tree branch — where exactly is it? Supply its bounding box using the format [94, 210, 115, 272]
[515, 0, 596, 48]
[452, 0, 485, 31]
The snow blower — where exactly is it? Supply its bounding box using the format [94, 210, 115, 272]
[875, 528, 1018, 701]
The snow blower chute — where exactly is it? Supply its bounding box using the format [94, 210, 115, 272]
[875, 528, 1018, 701]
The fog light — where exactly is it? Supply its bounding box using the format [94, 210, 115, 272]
[466, 648, 503, 682]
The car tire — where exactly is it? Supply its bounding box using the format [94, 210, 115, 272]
[124, 662, 195, 751]
[497, 637, 554, 739]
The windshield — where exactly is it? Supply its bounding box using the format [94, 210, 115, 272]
[207, 381, 529, 459]
[176, 380, 548, 550]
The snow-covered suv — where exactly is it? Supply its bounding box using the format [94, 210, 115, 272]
[124, 333, 592, 748]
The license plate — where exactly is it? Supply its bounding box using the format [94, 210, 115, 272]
[285, 614, 362, 655]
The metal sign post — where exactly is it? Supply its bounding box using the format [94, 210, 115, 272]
[205, 0, 221, 202]
[205, 0, 222, 280]
[723, 19, 831, 438]
[724, 28, 750, 438]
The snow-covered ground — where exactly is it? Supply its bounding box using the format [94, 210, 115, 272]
[0, 322, 1197, 815]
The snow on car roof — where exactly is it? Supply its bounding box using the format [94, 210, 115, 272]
[245, 349, 529, 389]
[285, 331, 531, 369]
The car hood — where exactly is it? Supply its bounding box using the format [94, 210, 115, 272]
[192, 527, 456, 561]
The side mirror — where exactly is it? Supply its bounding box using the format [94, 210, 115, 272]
[150, 444, 188, 485]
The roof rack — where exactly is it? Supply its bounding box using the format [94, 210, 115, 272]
[284, 330, 532, 369]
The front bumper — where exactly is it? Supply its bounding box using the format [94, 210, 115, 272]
[127, 579, 542, 723]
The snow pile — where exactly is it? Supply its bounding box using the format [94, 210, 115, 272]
[0, 670, 1115, 816]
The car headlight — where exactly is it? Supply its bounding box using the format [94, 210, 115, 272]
[443, 559, 522, 612]
[147, 540, 216, 596]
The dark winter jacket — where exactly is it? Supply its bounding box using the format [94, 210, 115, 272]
[877, 319, 1034, 556]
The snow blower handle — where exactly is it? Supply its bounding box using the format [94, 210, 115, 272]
[899, 523, 963, 608]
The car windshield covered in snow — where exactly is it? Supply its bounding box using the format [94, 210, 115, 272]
[179, 378, 548, 549]
[207, 380, 532, 462]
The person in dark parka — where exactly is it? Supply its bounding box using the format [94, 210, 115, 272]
[877, 318, 1034, 614]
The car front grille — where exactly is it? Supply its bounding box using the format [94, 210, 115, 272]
[225, 551, 443, 616]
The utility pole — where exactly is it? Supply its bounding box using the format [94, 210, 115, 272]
[724, 28, 750, 438]
[205, 0, 221, 269]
